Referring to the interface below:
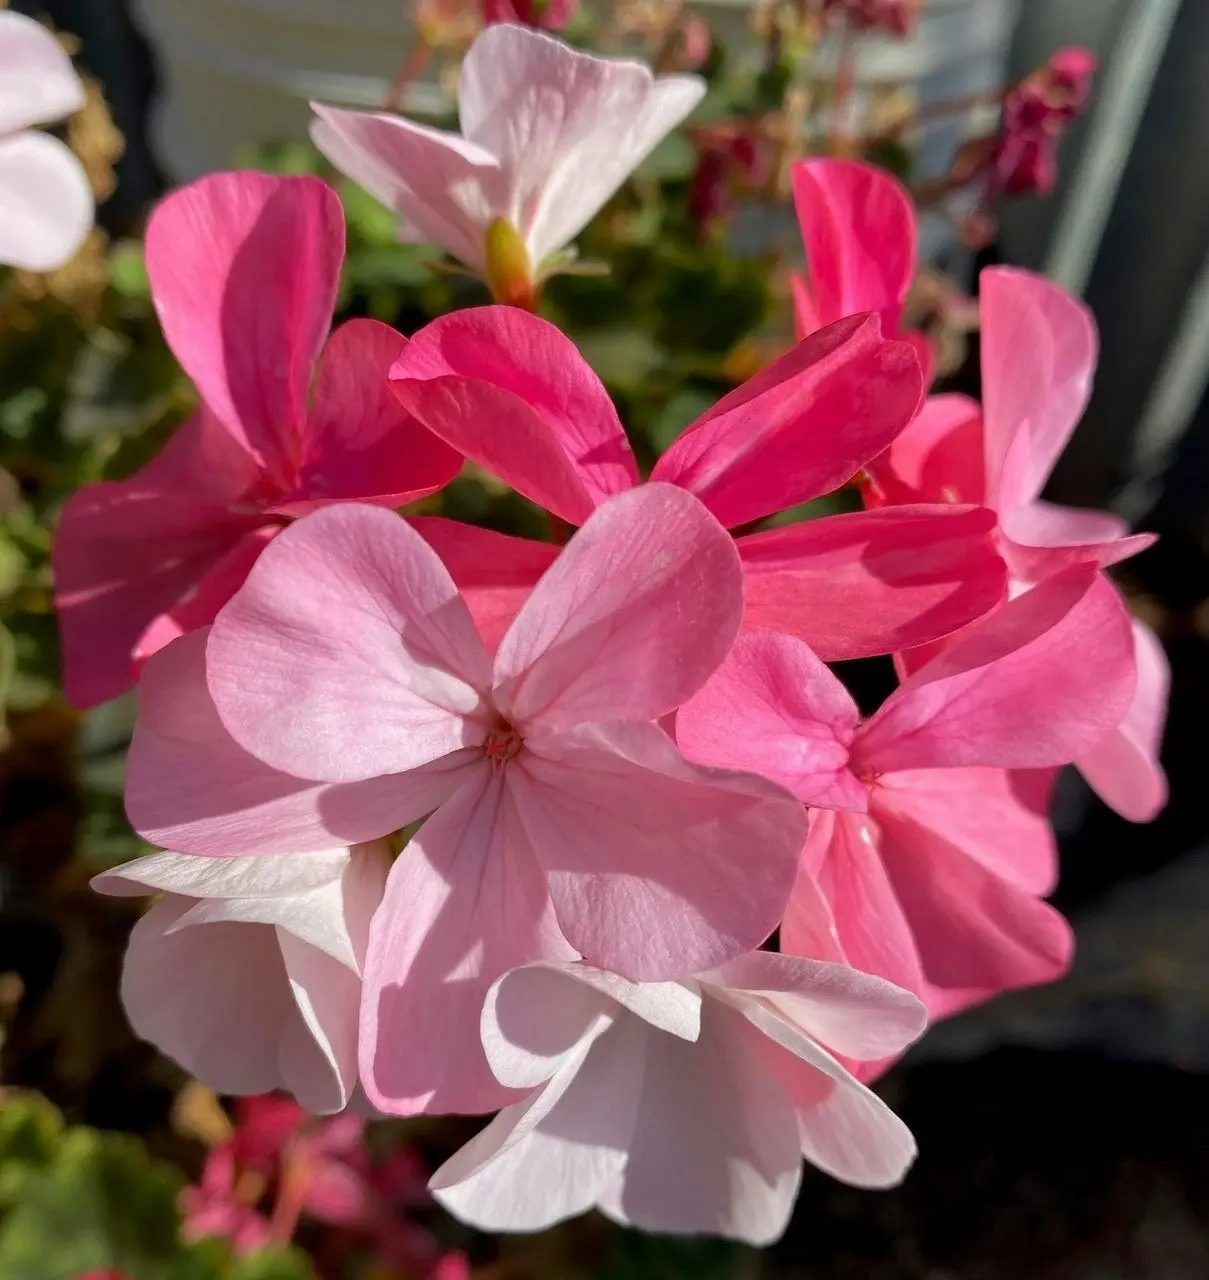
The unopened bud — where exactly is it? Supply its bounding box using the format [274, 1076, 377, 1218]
[483, 217, 537, 310]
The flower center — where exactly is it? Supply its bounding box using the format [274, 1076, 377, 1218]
[484, 720, 523, 773]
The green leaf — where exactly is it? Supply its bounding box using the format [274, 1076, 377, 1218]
[109, 245, 151, 300]
[226, 1246, 317, 1280]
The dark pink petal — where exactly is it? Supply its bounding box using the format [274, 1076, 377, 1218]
[853, 565, 1136, 773]
[676, 629, 865, 811]
[1076, 619, 1169, 822]
[282, 318, 461, 512]
[512, 720, 806, 980]
[127, 630, 476, 855]
[390, 307, 639, 524]
[144, 172, 343, 475]
[359, 769, 572, 1116]
[864, 394, 985, 507]
[208, 504, 492, 783]
[872, 792, 1073, 992]
[737, 505, 1007, 661]
[651, 315, 923, 529]
[410, 517, 557, 653]
[494, 486, 743, 735]
[791, 158, 916, 334]
[53, 406, 265, 708]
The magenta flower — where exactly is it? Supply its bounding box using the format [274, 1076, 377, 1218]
[822, 0, 922, 37]
[180, 1142, 273, 1256]
[0, 11, 93, 271]
[389, 305, 1007, 662]
[482, 0, 575, 31]
[53, 171, 461, 708]
[870, 267, 1169, 821]
[431, 954, 925, 1243]
[124, 487, 808, 1116]
[678, 565, 1137, 1051]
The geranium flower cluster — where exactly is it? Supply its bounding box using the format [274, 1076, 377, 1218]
[53, 25, 1165, 1248]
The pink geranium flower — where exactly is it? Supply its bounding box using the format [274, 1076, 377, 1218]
[311, 25, 703, 279]
[0, 11, 93, 271]
[869, 266, 1169, 821]
[389, 304, 1007, 661]
[125, 487, 808, 1117]
[431, 954, 925, 1244]
[53, 171, 461, 708]
[677, 564, 1136, 1054]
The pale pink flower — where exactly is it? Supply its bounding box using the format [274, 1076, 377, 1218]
[869, 266, 1168, 821]
[310, 25, 704, 274]
[431, 954, 925, 1244]
[125, 487, 809, 1117]
[677, 564, 1137, 1058]
[0, 11, 92, 271]
[52, 171, 460, 708]
[390, 305, 1008, 661]
[93, 784, 389, 1113]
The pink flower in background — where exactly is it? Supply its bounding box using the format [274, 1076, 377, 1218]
[482, 0, 575, 30]
[822, 0, 922, 38]
[53, 171, 460, 708]
[431, 955, 925, 1243]
[311, 25, 703, 277]
[129, 488, 807, 1117]
[390, 305, 1008, 662]
[181, 1142, 273, 1255]
[0, 11, 93, 271]
[869, 266, 1169, 821]
[678, 565, 1137, 1057]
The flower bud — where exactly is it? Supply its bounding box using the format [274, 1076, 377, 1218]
[483, 217, 538, 310]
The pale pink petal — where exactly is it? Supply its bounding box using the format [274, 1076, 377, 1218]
[785, 810, 925, 1002]
[0, 11, 86, 131]
[1002, 498, 1154, 579]
[864, 393, 985, 507]
[127, 630, 475, 855]
[282, 318, 461, 511]
[874, 767, 1058, 895]
[493, 486, 742, 734]
[980, 266, 1097, 511]
[208, 504, 492, 783]
[737, 505, 1006, 661]
[457, 25, 705, 262]
[651, 315, 923, 529]
[144, 172, 342, 471]
[0, 132, 92, 272]
[872, 794, 1073, 992]
[93, 847, 349, 901]
[676, 629, 865, 811]
[53, 406, 265, 708]
[511, 720, 806, 980]
[1076, 619, 1169, 822]
[708, 950, 926, 1062]
[606, 1000, 802, 1244]
[390, 307, 638, 525]
[790, 159, 916, 333]
[432, 1014, 640, 1232]
[411, 517, 558, 653]
[359, 769, 572, 1116]
[310, 104, 502, 269]
[853, 565, 1136, 773]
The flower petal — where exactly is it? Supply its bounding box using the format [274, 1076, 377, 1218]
[209, 504, 491, 783]
[390, 307, 638, 525]
[853, 565, 1136, 772]
[864, 393, 985, 507]
[492, 485, 742, 734]
[144, 172, 342, 471]
[652, 315, 923, 528]
[0, 11, 86, 132]
[0, 131, 92, 272]
[1001, 498, 1155, 578]
[457, 25, 704, 262]
[513, 720, 806, 980]
[359, 769, 572, 1116]
[676, 629, 865, 811]
[310, 103, 503, 269]
[737, 505, 1006, 661]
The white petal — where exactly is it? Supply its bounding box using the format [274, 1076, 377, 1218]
[0, 131, 92, 271]
[0, 12, 86, 132]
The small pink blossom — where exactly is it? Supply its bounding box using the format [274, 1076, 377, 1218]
[311, 26, 704, 278]
[678, 566, 1137, 1058]
[868, 266, 1169, 821]
[482, 0, 575, 30]
[0, 11, 93, 270]
[180, 1143, 273, 1255]
[125, 486, 809, 1117]
[389, 305, 1006, 662]
[822, 0, 921, 37]
[53, 172, 460, 708]
[431, 955, 925, 1243]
